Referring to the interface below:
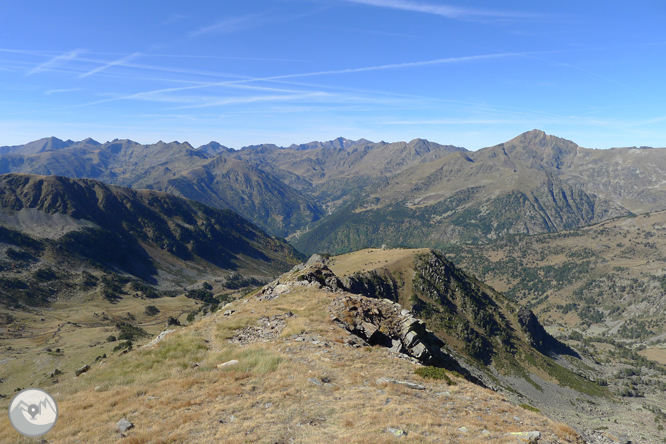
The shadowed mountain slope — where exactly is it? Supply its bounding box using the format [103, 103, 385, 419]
[0, 173, 303, 288]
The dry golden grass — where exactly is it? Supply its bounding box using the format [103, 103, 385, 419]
[554, 422, 580, 442]
[328, 247, 429, 278]
[0, 284, 583, 444]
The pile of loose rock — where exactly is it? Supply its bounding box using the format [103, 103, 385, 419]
[328, 293, 474, 380]
[254, 258, 345, 301]
[229, 312, 294, 345]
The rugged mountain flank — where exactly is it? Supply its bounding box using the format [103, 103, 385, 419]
[293, 131, 633, 254]
[0, 138, 324, 237]
[0, 173, 303, 290]
[327, 248, 663, 442]
[330, 249, 585, 387]
[0, 173, 304, 404]
[151, 156, 324, 238]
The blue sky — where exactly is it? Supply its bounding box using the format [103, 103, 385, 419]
[0, 0, 665, 150]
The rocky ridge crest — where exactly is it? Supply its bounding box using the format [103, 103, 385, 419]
[255, 256, 482, 384]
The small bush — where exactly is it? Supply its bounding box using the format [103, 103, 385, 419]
[222, 272, 263, 290]
[186, 312, 196, 323]
[80, 271, 98, 288]
[144, 305, 160, 316]
[106, 335, 117, 342]
[415, 366, 456, 385]
[130, 281, 161, 298]
[186, 288, 216, 304]
[115, 322, 149, 341]
[113, 340, 133, 352]
[34, 267, 57, 281]
[6, 248, 32, 261]
[103, 287, 121, 303]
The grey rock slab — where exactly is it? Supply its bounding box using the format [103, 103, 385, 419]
[216, 359, 239, 369]
[116, 418, 134, 433]
[143, 329, 175, 348]
[75, 364, 91, 376]
[376, 377, 425, 390]
[410, 342, 427, 359]
[308, 377, 323, 386]
[386, 427, 407, 437]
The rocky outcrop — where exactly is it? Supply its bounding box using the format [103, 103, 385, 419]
[255, 261, 484, 384]
[329, 293, 481, 385]
[143, 329, 175, 349]
[343, 269, 401, 303]
[517, 307, 550, 349]
[75, 364, 91, 376]
[255, 260, 345, 301]
[517, 307, 579, 358]
[254, 261, 481, 383]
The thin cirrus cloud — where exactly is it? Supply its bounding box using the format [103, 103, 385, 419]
[175, 92, 330, 109]
[78, 53, 141, 78]
[27, 49, 84, 75]
[190, 14, 263, 37]
[67, 51, 517, 109]
[344, 0, 544, 20]
[46, 88, 81, 95]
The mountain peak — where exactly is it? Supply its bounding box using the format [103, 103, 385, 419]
[523, 129, 547, 138]
[80, 137, 101, 146]
[287, 138, 373, 151]
[197, 141, 233, 155]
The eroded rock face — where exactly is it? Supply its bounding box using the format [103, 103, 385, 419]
[255, 262, 345, 301]
[517, 307, 549, 349]
[328, 293, 480, 385]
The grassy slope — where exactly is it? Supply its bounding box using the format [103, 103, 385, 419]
[0, 174, 304, 400]
[0, 280, 581, 444]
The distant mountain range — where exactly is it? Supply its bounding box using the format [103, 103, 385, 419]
[2, 130, 665, 254]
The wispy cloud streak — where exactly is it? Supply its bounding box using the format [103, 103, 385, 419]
[190, 15, 261, 37]
[264, 52, 516, 79]
[27, 49, 84, 75]
[66, 52, 517, 109]
[344, 0, 543, 21]
[78, 53, 140, 78]
[175, 92, 329, 109]
[46, 88, 81, 95]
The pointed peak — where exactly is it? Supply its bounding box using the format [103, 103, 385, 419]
[81, 137, 101, 146]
